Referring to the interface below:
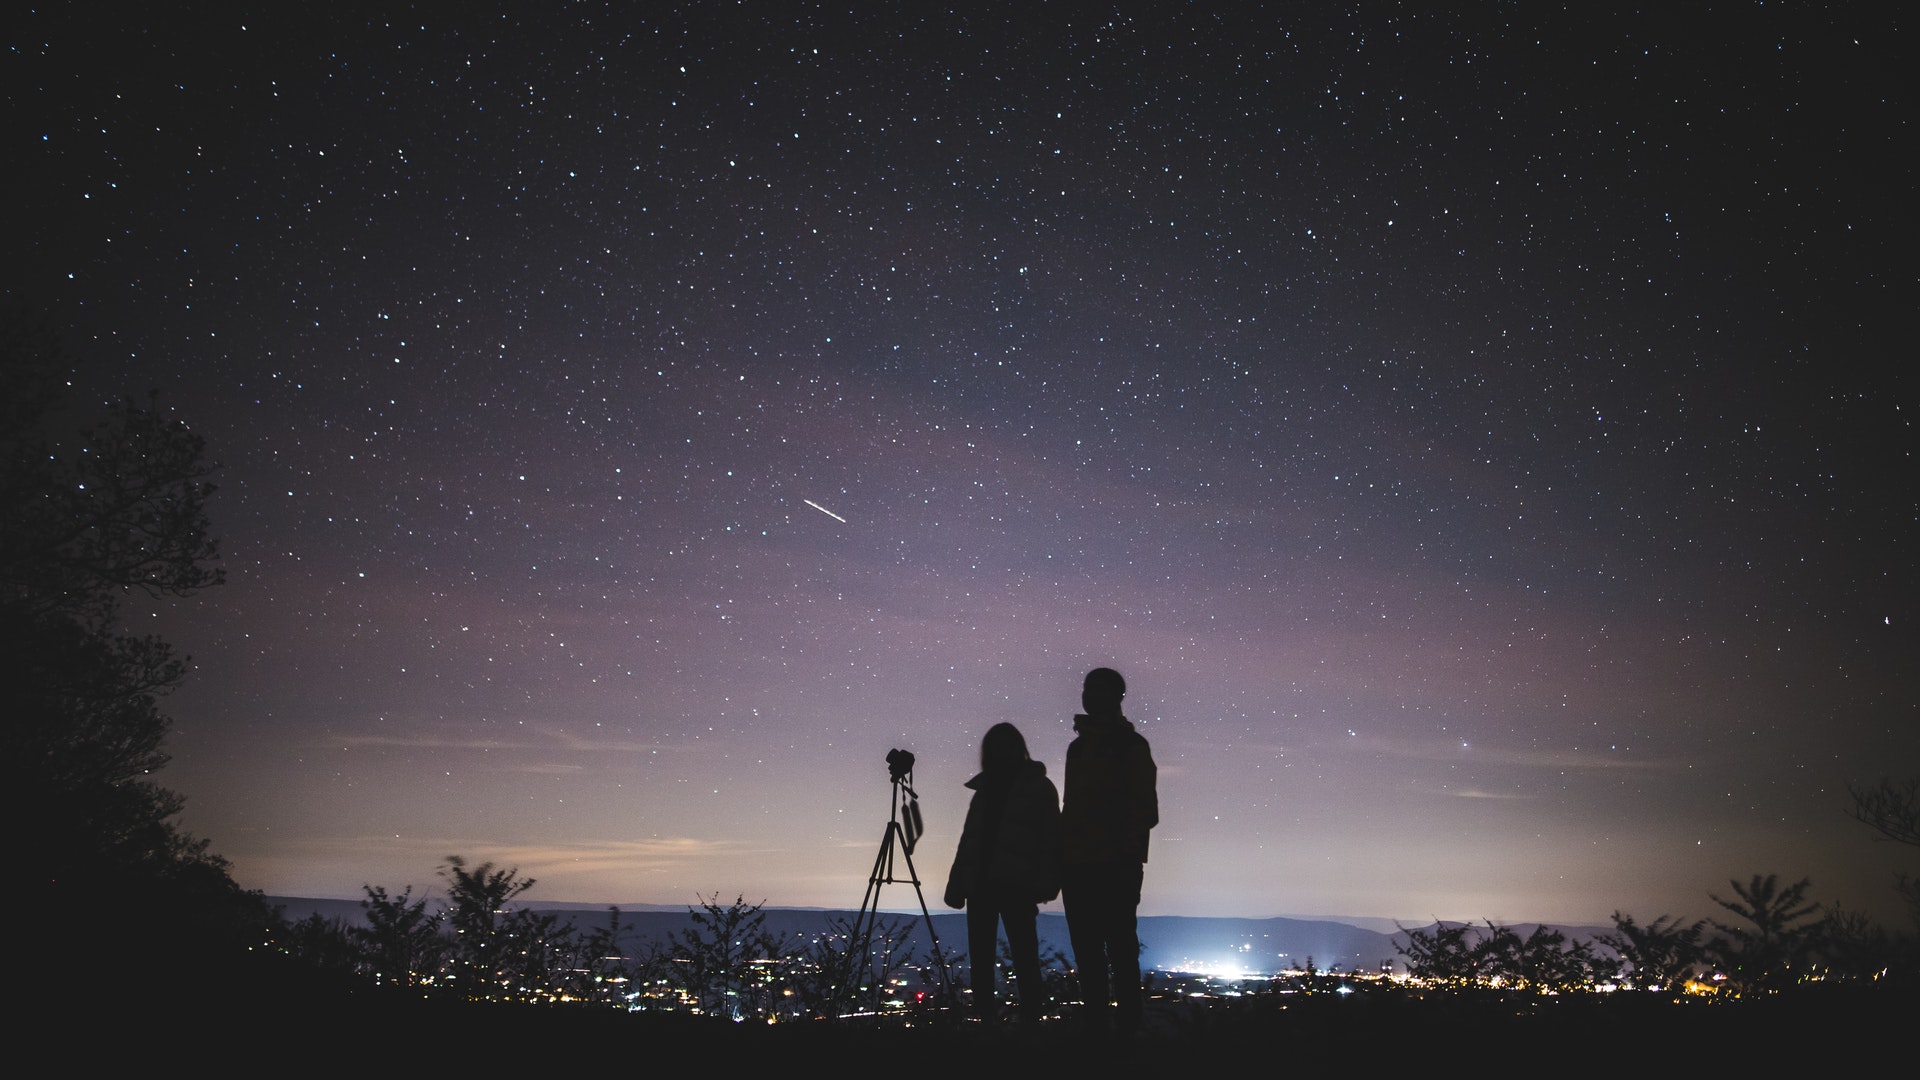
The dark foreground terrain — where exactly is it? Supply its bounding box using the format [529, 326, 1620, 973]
[98, 956, 1909, 1072]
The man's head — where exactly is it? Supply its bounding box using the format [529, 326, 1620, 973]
[1083, 667, 1126, 718]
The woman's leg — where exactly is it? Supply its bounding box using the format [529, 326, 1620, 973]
[966, 901, 1000, 1014]
[1002, 898, 1042, 1019]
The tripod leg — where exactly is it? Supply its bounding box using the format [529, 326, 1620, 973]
[840, 822, 897, 1015]
[895, 836, 955, 1001]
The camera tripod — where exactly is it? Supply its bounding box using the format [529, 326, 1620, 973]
[842, 751, 953, 1012]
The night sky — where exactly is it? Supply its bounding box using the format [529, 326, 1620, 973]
[9, 4, 1913, 926]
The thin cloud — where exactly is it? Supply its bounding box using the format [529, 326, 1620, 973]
[239, 835, 746, 900]
[292, 835, 739, 871]
[331, 728, 671, 754]
[1347, 735, 1679, 771]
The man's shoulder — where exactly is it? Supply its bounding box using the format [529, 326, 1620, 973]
[1111, 718, 1152, 751]
[1125, 730, 1155, 767]
[1068, 722, 1152, 756]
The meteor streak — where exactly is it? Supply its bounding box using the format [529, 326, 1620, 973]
[804, 499, 847, 523]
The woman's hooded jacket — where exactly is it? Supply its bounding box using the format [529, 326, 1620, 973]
[944, 759, 1061, 908]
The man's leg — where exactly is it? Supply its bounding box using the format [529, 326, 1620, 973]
[1062, 867, 1110, 1015]
[1109, 862, 1145, 1030]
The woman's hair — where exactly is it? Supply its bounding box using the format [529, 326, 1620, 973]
[980, 722, 1031, 773]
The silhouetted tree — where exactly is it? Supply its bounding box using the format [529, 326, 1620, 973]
[846, 913, 936, 1014]
[2, 314, 261, 983]
[569, 906, 632, 1006]
[787, 914, 863, 1018]
[1816, 905, 1896, 984]
[1848, 777, 1920, 928]
[622, 935, 677, 1009]
[1467, 922, 1526, 988]
[1399, 920, 1595, 993]
[1289, 955, 1342, 994]
[439, 856, 538, 999]
[329, 867, 640, 1004]
[356, 884, 445, 988]
[670, 894, 779, 1019]
[1708, 874, 1823, 994]
[775, 913, 932, 1019]
[1397, 922, 1479, 989]
[283, 912, 359, 974]
[496, 906, 578, 1000]
[5, 394, 225, 890]
[1598, 912, 1705, 991]
[1850, 777, 1920, 847]
[1527, 926, 1599, 992]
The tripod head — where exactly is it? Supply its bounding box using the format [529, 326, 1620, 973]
[885, 748, 924, 853]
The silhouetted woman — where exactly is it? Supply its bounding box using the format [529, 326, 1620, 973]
[944, 722, 1061, 1021]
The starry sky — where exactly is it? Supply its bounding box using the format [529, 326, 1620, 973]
[9, 3, 1914, 926]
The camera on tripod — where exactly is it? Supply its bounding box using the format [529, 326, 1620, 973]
[841, 745, 952, 1008]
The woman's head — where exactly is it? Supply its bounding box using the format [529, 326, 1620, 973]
[980, 722, 1030, 773]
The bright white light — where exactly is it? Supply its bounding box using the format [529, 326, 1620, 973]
[1165, 959, 1255, 980]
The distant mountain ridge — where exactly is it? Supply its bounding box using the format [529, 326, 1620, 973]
[270, 897, 1611, 976]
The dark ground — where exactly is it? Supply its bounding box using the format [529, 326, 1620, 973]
[98, 953, 1910, 1072]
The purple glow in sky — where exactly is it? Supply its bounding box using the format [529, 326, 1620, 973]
[10, 4, 1913, 925]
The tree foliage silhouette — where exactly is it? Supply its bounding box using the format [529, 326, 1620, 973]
[1399, 920, 1598, 993]
[283, 912, 359, 975]
[1504, 924, 1597, 993]
[1397, 922, 1479, 989]
[356, 884, 446, 988]
[1, 313, 259, 973]
[787, 914, 864, 1018]
[839, 913, 924, 1016]
[671, 894, 781, 1018]
[1708, 874, 1823, 994]
[274, 860, 637, 1004]
[439, 856, 538, 999]
[1817, 904, 1900, 984]
[571, 906, 634, 1006]
[1848, 777, 1920, 928]
[1598, 912, 1705, 991]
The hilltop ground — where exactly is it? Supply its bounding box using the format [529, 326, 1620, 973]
[110, 957, 1907, 1071]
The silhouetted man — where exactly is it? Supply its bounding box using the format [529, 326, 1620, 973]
[1060, 666, 1157, 1033]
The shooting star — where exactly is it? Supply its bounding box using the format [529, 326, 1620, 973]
[803, 499, 847, 524]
